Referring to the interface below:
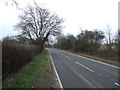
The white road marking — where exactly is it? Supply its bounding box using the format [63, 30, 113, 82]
[60, 50, 120, 69]
[65, 56, 71, 60]
[114, 82, 120, 87]
[75, 61, 94, 72]
[49, 54, 63, 88]
[97, 73, 101, 76]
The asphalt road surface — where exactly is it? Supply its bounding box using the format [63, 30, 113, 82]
[47, 48, 120, 88]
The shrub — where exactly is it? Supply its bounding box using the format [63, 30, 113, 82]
[2, 40, 42, 78]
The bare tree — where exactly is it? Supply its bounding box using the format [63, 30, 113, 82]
[15, 3, 64, 47]
[104, 25, 113, 50]
[2, 0, 19, 6]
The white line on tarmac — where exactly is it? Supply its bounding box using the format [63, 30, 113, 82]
[60, 49, 120, 69]
[114, 82, 120, 87]
[65, 56, 71, 60]
[49, 54, 63, 89]
[67, 51, 120, 69]
[75, 61, 94, 72]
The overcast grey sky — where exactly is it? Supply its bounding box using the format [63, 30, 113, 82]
[0, 0, 119, 39]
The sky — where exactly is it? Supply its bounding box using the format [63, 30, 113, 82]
[0, 0, 119, 39]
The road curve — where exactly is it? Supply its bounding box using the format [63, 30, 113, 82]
[47, 48, 119, 88]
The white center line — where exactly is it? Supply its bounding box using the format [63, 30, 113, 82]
[114, 82, 120, 87]
[65, 56, 71, 60]
[75, 61, 94, 72]
[97, 73, 101, 76]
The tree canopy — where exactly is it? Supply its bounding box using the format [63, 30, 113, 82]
[16, 3, 64, 47]
[57, 30, 105, 52]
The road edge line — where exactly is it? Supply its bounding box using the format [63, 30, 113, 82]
[60, 49, 120, 69]
[49, 53, 63, 89]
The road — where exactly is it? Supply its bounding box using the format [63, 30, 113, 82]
[47, 48, 120, 88]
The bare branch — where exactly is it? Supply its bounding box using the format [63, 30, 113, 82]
[15, 2, 64, 46]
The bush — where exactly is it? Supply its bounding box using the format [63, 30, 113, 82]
[2, 40, 42, 78]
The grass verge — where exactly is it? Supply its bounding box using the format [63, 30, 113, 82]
[3, 49, 55, 88]
[66, 50, 119, 68]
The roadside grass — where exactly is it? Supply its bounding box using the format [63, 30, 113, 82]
[5, 50, 54, 88]
[66, 50, 119, 68]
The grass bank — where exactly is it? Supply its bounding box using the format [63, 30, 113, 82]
[3, 50, 56, 88]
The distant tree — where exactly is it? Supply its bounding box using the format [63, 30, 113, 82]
[114, 31, 120, 50]
[15, 3, 64, 48]
[57, 35, 68, 49]
[104, 25, 114, 51]
[56, 34, 76, 50]
[76, 30, 104, 52]
[66, 34, 76, 50]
